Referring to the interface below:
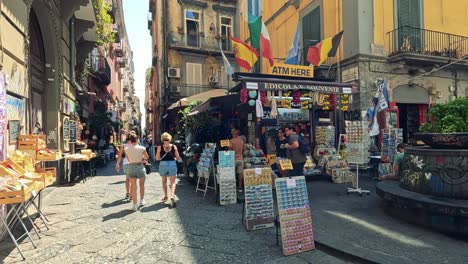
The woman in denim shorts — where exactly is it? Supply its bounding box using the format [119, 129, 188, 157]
[155, 132, 180, 208]
[124, 134, 149, 211]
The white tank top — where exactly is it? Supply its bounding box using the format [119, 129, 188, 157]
[124, 144, 145, 163]
[122, 143, 130, 165]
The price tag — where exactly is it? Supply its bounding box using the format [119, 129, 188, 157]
[255, 168, 262, 175]
[286, 178, 296, 188]
[279, 159, 293, 170]
[220, 140, 230, 147]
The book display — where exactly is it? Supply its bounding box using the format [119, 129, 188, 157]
[243, 168, 275, 230]
[217, 151, 236, 205]
[345, 121, 371, 164]
[275, 176, 315, 256]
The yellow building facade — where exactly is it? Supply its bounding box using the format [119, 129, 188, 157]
[239, 0, 468, 143]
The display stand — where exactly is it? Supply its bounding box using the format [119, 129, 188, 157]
[196, 143, 217, 197]
[217, 151, 236, 205]
[243, 167, 275, 230]
[346, 142, 370, 196]
[275, 176, 315, 256]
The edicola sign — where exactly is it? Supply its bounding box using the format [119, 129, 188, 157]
[269, 63, 314, 78]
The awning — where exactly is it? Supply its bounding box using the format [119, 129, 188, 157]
[167, 89, 227, 110]
[187, 100, 210, 116]
[188, 94, 241, 116]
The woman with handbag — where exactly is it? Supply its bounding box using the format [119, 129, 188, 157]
[155, 132, 180, 208]
[124, 133, 149, 211]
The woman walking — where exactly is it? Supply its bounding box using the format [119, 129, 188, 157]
[123, 133, 149, 211]
[155, 132, 180, 208]
[116, 132, 133, 201]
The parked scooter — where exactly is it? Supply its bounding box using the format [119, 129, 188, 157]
[182, 143, 203, 183]
[173, 139, 186, 175]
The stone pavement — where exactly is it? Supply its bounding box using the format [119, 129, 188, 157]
[308, 173, 468, 264]
[0, 162, 347, 264]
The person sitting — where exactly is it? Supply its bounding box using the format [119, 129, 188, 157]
[379, 143, 406, 181]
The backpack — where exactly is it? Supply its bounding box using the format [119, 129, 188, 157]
[297, 134, 311, 155]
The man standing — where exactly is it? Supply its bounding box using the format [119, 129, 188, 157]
[230, 126, 245, 192]
[283, 125, 307, 176]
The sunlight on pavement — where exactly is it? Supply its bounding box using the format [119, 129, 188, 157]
[324, 210, 434, 248]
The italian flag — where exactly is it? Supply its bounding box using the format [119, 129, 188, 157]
[248, 13, 274, 66]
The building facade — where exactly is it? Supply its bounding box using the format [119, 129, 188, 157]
[147, 0, 239, 142]
[244, 0, 468, 142]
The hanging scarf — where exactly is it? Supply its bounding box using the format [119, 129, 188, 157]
[255, 97, 264, 118]
[271, 95, 278, 117]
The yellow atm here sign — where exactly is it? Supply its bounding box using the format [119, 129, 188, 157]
[269, 63, 314, 78]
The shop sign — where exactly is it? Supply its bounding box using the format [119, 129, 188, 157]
[258, 82, 352, 94]
[261, 107, 277, 125]
[341, 66, 359, 83]
[267, 154, 276, 165]
[269, 63, 314, 78]
[278, 108, 309, 122]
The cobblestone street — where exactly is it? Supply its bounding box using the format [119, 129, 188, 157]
[0, 162, 346, 264]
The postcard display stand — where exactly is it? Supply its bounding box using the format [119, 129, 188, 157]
[381, 128, 403, 162]
[345, 121, 370, 196]
[243, 168, 275, 230]
[217, 151, 237, 205]
[196, 143, 217, 197]
[276, 176, 315, 256]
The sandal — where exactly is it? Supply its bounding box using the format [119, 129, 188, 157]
[161, 197, 168, 203]
[171, 198, 177, 208]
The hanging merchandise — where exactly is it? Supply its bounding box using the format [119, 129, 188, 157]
[255, 97, 264, 118]
[270, 95, 278, 117]
[248, 90, 258, 99]
[248, 99, 256, 107]
[260, 91, 267, 105]
[345, 121, 371, 164]
[322, 94, 330, 110]
[278, 90, 283, 100]
[240, 87, 248, 103]
[340, 94, 349, 111]
[329, 94, 336, 110]
[292, 90, 301, 105]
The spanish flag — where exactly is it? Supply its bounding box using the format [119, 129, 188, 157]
[307, 31, 344, 66]
[231, 34, 259, 71]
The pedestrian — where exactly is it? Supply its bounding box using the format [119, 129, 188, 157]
[116, 132, 133, 202]
[378, 143, 406, 181]
[123, 133, 149, 211]
[283, 125, 307, 176]
[275, 127, 288, 177]
[155, 132, 180, 208]
[229, 126, 245, 192]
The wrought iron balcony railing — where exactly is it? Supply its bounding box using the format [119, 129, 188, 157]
[168, 31, 233, 53]
[90, 51, 111, 85]
[387, 26, 468, 59]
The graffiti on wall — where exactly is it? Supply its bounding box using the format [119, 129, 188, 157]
[7, 62, 27, 98]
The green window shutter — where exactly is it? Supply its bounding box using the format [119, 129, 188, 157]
[302, 7, 321, 65]
[397, 0, 422, 51]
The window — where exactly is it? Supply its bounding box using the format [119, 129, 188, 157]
[185, 10, 200, 47]
[302, 7, 321, 65]
[396, 0, 422, 51]
[220, 16, 232, 51]
[186, 62, 203, 96]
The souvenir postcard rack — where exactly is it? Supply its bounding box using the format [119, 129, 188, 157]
[217, 150, 237, 205]
[243, 168, 275, 231]
[196, 143, 217, 197]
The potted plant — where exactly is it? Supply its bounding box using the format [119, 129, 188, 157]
[415, 97, 468, 149]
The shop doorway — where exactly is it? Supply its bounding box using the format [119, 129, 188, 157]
[28, 10, 46, 134]
[397, 103, 428, 144]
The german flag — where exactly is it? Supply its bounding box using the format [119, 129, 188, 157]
[307, 31, 344, 66]
[231, 34, 259, 71]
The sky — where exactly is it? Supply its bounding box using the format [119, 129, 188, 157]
[122, 0, 151, 131]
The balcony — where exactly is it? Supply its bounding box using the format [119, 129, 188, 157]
[168, 31, 234, 56]
[387, 26, 468, 66]
[114, 43, 124, 57]
[90, 52, 111, 85]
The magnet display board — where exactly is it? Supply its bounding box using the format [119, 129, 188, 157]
[218, 151, 236, 205]
[244, 168, 275, 230]
[275, 176, 315, 256]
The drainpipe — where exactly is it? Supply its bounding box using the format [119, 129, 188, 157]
[69, 16, 82, 94]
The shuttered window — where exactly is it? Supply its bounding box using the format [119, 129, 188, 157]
[397, 0, 422, 50]
[302, 7, 321, 65]
[186, 62, 203, 96]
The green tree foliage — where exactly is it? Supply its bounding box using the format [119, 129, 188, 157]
[93, 0, 116, 47]
[178, 101, 215, 136]
[420, 97, 468, 133]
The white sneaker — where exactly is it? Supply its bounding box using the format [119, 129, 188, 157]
[139, 199, 146, 207]
[131, 203, 138, 211]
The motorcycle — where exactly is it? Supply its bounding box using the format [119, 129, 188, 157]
[173, 139, 186, 175]
[182, 143, 203, 183]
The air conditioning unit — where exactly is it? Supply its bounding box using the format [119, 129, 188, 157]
[208, 75, 218, 83]
[167, 67, 181, 78]
[169, 85, 180, 93]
